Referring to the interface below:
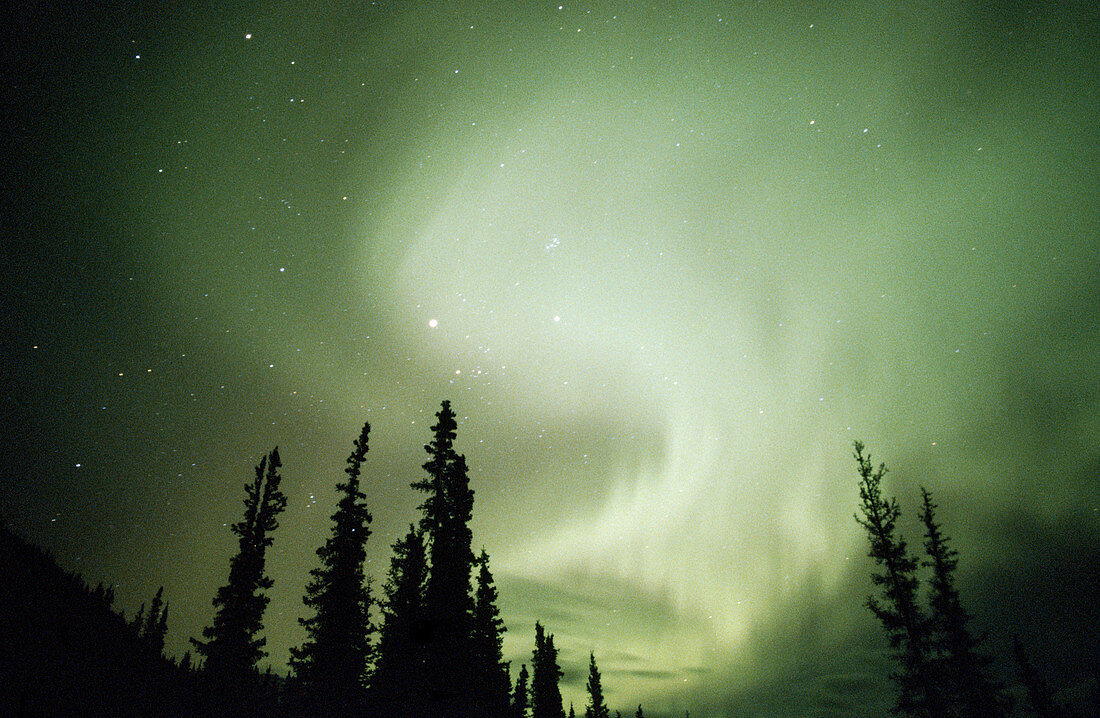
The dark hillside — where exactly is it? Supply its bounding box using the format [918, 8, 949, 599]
[0, 523, 200, 716]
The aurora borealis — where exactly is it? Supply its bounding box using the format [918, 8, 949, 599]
[6, 2, 1099, 715]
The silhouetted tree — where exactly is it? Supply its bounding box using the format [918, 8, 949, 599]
[289, 421, 375, 710]
[412, 400, 477, 715]
[513, 663, 530, 718]
[192, 447, 287, 684]
[91, 581, 113, 608]
[1014, 635, 1061, 718]
[129, 601, 146, 635]
[635, 705, 645, 718]
[145, 586, 164, 637]
[585, 652, 609, 718]
[472, 549, 511, 718]
[142, 597, 168, 657]
[920, 488, 1008, 717]
[372, 525, 429, 717]
[531, 621, 564, 718]
[141, 586, 168, 656]
[853, 441, 941, 716]
[569, 704, 576, 718]
[155, 602, 169, 655]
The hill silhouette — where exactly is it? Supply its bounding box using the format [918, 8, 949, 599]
[0, 521, 205, 716]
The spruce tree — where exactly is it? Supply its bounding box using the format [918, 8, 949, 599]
[635, 705, 645, 718]
[472, 550, 511, 718]
[146, 599, 169, 657]
[513, 663, 530, 718]
[143, 586, 167, 655]
[411, 400, 477, 715]
[920, 488, 1007, 717]
[130, 602, 146, 635]
[192, 448, 287, 684]
[531, 621, 564, 718]
[1014, 636, 1060, 718]
[372, 525, 429, 717]
[853, 441, 940, 716]
[547, 633, 564, 718]
[157, 603, 169, 653]
[289, 421, 375, 708]
[145, 587, 164, 637]
[585, 652, 609, 718]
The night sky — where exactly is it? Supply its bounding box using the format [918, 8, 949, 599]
[6, 2, 1100, 716]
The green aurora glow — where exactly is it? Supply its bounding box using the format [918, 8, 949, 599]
[7, 3, 1099, 715]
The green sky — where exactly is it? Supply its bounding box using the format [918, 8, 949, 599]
[7, 2, 1099, 715]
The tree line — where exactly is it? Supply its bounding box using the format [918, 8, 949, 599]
[180, 400, 644, 717]
[853, 441, 1098, 718]
[4, 417, 1094, 715]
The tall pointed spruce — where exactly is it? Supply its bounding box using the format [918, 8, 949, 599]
[512, 663, 530, 718]
[144, 586, 164, 643]
[289, 421, 375, 706]
[151, 601, 168, 656]
[853, 441, 940, 717]
[472, 549, 511, 718]
[142, 586, 168, 656]
[531, 621, 564, 718]
[1013, 635, 1060, 718]
[411, 400, 477, 714]
[130, 602, 146, 635]
[919, 487, 1007, 717]
[585, 652, 610, 718]
[372, 525, 429, 716]
[192, 447, 287, 683]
